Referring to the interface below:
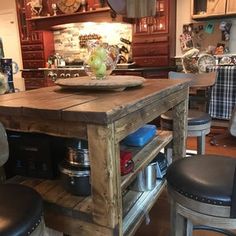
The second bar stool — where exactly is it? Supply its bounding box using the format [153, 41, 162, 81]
[166, 155, 236, 236]
[161, 71, 217, 155]
[0, 122, 46, 236]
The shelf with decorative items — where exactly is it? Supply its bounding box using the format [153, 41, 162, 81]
[26, 0, 132, 31]
[28, 7, 129, 30]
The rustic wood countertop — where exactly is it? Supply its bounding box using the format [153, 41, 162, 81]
[0, 78, 189, 236]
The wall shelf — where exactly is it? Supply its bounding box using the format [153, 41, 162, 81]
[28, 8, 131, 30]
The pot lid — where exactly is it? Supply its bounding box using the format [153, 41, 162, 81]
[59, 161, 90, 176]
[107, 0, 126, 15]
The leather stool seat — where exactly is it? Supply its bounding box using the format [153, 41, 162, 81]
[161, 109, 211, 155]
[0, 183, 44, 236]
[161, 109, 211, 127]
[167, 155, 235, 207]
[166, 155, 236, 236]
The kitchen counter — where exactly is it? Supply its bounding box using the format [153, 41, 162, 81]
[21, 65, 177, 72]
[21, 65, 177, 81]
[113, 66, 177, 79]
[0, 78, 189, 235]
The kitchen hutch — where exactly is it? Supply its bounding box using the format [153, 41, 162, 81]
[15, 0, 176, 90]
[15, 0, 55, 90]
[15, 0, 119, 90]
[0, 78, 189, 235]
[132, 0, 176, 71]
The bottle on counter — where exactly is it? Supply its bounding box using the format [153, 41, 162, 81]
[47, 55, 54, 68]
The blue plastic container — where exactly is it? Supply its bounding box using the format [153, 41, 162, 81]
[123, 124, 157, 147]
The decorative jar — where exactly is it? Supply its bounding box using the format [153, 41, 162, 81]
[84, 41, 119, 80]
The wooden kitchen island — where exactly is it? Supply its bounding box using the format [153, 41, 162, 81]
[0, 78, 189, 236]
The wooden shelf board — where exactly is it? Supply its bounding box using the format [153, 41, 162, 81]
[121, 130, 172, 190]
[27, 8, 129, 30]
[6, 175, 93, 223]
[192, 13, 236, 20]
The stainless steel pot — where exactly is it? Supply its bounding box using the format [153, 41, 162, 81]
[130, 162, 157, 191]
[67, 147, 90, 167]
[66, 139, 90, 167]
[59, 160, 91, 196]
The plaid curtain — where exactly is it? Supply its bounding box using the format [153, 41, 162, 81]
[207, 66, 236, 120]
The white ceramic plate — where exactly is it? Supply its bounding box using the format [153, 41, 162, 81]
[197, 54, 216, 73]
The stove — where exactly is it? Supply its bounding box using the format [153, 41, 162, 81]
[43, 67, 87, 81]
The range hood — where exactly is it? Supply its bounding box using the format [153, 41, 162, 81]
[28, 7, 132, 31]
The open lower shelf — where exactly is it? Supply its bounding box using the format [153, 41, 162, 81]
[122, 180, 166, 236]
[121, 130, 172, 190]
[6, 175, 94, 224]
[5, 131, 172, 235]
[7, 174, 166, 236]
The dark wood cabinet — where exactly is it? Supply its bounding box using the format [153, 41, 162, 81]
[15, 0, 55, 90]
[132, 0, 176, 67]
[113, 66, 176, 79]
[22, 70, 55, 90]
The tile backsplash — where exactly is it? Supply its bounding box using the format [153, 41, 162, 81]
[53, 22, 132, 63]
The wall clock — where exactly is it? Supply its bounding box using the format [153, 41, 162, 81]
[57, 0, 81, 14]
[197, 54, 216, 73]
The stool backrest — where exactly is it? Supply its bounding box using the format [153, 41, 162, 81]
[0, 123, 9, 167]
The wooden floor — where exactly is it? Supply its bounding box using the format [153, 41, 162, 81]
[134, 127, 236, 236]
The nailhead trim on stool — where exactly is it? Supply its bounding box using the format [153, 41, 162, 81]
[167, 155, 235, 207]
[0, 183, 44, 236]
[166, 155, 236, 236]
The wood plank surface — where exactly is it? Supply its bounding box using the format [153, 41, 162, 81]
[0, 115, 87, 138]
[0, 79, 190, 125]
[62, 79, 190, 124]
[87, 123, 122, 230]
[114, 88, 188, 142]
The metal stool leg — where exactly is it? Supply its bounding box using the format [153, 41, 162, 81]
[197, 134, 205, 155]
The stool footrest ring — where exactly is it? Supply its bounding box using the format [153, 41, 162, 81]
[193, 225, 236, 236]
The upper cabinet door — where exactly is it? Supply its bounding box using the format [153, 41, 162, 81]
[133, 0, 168, 36]
[151, 0, 168, 34]
[206, 0, 226, 15]
[226, 0, 236, 14]
[191, 0, 226, 19]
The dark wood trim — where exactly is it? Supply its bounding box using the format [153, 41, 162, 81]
[28, 8, 132, 30]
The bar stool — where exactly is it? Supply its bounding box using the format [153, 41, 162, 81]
[161, 71, 217, 155]
[161, 109, 211, 154]
[166, 155, 236, 236]
[0, 122, 46, 236]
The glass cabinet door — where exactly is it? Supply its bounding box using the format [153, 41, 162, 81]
[133, 0, 168, 36]
[151, 0, 168, 34]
